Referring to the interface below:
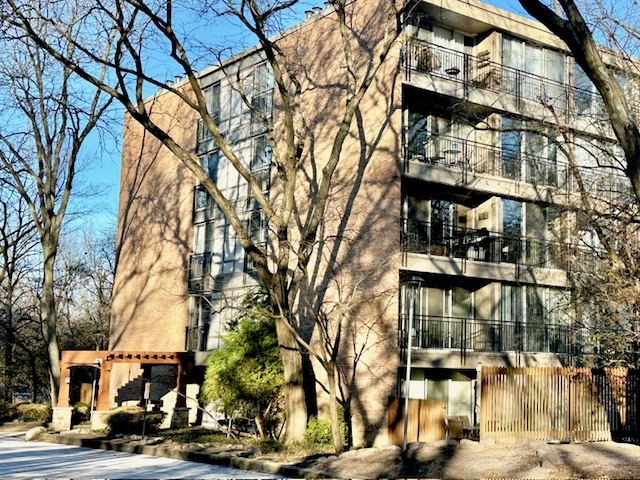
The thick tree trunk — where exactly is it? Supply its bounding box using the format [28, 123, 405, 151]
[274, 315, 307, 443]
[41, 245, 60, 406]
[326, 361, 344, 453]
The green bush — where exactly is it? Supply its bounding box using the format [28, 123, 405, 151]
[15, 403, 52, 422]
[72, 402, 91, 424]
[306, 409, 346, 445]
[3, 402, 21, 420]
[105, 406, 165, 435]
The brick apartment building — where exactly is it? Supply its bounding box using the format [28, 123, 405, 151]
[104, 0, 633, 445]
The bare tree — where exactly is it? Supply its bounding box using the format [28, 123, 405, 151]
[305, 262, 396, 452]
[548, 111, 640, 366]
[518, 0, 640, 199]
[0, 189, 41, 402]
[0, 27, 113, 404]
[57, 229, 114, 351]
[2, 0, 405, 440]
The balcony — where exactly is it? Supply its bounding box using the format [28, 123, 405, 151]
[399, 314, 588, 356]
[405, 133, 570, 190]
[186, 325, 209, 351]
[189, 253, 224, 293]
[189, 248, 263, 293]
[189, 253, 210, 293]
[401, 219, 568, 270]
[404, 40, 604, 116]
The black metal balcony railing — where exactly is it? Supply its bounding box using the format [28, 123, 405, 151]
[189, 252, 212, 293]
[399, 314, 588, 356]
[401, 219, 568, 269]
[189, 242, 265, 293]
[405, 133, 633, 200]
[404, 40, 606, 116]
[186, 325, 209, 351]
[405, 133, 571, 190]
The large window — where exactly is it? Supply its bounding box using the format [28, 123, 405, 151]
[406, 109, 470, 162]
[502, 37, 567, 108]
[401, 280, 472, 350]
[205, 83, 221, 122]
[188, 297, 224, 351]
[501, 118, 561, 186]
[197, 83, 221, 143]
[501, 199, 567, 266]
[400, 368, 475, 422]
[501, 285, 571, 352]
[194, 133, 271, 278]
[211, 220, 244, 275]
[503, 37, 565, 82]
[573, 65, 610, 116]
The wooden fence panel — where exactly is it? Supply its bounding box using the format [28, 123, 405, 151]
[481, 367, 640, 442]
[388, 397, 446, 445]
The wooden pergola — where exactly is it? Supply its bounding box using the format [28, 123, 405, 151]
[58, 350, 194, 410]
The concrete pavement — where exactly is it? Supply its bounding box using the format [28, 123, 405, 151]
[0, 435, 286, 478]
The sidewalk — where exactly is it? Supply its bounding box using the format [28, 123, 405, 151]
[39, 431, 335, 478]
[0, 422, 328, 477]
[7, 422, 640, 479]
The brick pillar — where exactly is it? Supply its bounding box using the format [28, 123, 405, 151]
[96, 361, 112, 410]
[58, 363, 72, 407]
[175, 363, 187, 408]
[52, 407, 73, 431]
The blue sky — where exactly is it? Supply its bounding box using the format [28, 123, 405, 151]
[79, 0, 531, 232]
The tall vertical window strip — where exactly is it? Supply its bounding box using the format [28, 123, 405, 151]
[251, 64, 274, 125]
[206, 83, 221, 122]
[197, 83, 221, 142]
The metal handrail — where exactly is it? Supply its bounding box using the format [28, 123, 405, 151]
[405, 133, 571, 190]
[398, 314, 588, 356]
[185, 325, 209, 351]
[404, 39, 605, 116]
[400, 219, 569, 269]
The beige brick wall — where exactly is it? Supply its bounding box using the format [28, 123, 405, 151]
[272, 0, 404, 446]
[110, 92, 197, 353]
[110, 0, 404, 445]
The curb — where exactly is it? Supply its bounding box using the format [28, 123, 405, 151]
[42, 434, 336, 478]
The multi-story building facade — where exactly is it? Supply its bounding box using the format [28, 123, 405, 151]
[396, 2, 632, 423]
[109, 0, 632, 444]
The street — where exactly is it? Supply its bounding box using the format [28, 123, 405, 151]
[0, 433, 285, 478]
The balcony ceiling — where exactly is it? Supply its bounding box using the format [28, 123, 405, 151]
[417, 3, 494, 36]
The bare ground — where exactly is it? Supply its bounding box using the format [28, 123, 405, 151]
[295, 438, 640, 479]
